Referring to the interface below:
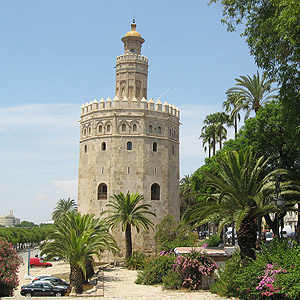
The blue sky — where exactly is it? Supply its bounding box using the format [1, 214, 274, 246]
[0, 0, 257, 224]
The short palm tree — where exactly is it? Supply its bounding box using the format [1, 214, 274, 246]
[40, 212, 118, 293]
[102, 192, 156, 258]
[228, 71, 278, 118]
[52, 198, 77, 222]
[183, 148, 292, 264]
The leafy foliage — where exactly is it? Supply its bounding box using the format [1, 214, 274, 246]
[135, 251, 176, 285]
[52, 198, 77, 222]
[125, 251, 147, 270]
[206, 235, 222, 247]
[211, 239, 300, 300]
[209, 0, 300, 146]
[155, 214, 198, 252]
[41, 212, 118, 293]
[0, 238, 22, 296]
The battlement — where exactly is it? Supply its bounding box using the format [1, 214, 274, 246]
[116, 54, 148, 63]
[81, 96, 180, 118]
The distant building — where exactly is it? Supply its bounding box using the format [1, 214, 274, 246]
[0, 210, 20, 227]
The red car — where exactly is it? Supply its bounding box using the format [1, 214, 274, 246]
[30, 257, 52, 268]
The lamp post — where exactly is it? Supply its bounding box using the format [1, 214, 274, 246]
[274, 176, 286, 239]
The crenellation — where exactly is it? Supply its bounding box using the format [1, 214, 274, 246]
[156, 99, 162, 111]
[113, 96, 119, 108]
[140, 97, 148, 109]
[106, 97, 112, 108]
[163, 101, 169, 113]
[99, 98, 105, 109]
[148, 98, 155, 110]
[92, 99, 98, 111]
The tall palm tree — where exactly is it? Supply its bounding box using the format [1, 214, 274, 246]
[40, 212, 118, 294]
[52, 198, 77, 222]
[200, 124, 217, 157]
[228, 71, 278, 119]
[202, 112, 232, 153]
[223, 91, 244, 136]
[183, 148, 294, 264]
[180, 175, 196, 217]
[102, 192, 156, 258]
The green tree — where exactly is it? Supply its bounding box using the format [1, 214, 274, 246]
[180, 175, 196, 217]
[209, 0, 300, 145]
[52, 198, 77, 222]
[102, 192, 156, 258]
[184, 148, 293, 264]
[228, 71, 278, 118]
[200, 124, 216, 157]
[223, 91, 244, 136]
[40, 212, 118, 294]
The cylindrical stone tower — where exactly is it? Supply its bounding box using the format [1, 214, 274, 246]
[78, 20, 180, 258]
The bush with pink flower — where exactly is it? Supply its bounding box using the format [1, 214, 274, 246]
[0, 237, 22, 296]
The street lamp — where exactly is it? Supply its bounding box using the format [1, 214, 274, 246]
[273, 176, 286, 239]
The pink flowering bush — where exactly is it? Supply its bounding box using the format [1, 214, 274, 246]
[211, 239, 300, 300]
[168, 250, 218, 290]
[0, 237, 23, 296]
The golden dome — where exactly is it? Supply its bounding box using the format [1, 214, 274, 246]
[124, 20, 142, 38]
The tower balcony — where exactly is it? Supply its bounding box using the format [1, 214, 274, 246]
[116, 54, 148, 64]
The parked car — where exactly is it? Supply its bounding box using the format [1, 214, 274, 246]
[32, 276, 69, 288]
[265, 232, 274, 242]
[20, 281, 69, 297]
[29, 257, 52, 268]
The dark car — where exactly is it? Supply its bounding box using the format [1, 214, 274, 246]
[20, 281, 69, 297]
[31, 276, 69, 288]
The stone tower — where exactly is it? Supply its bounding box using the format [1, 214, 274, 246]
[78, 20, 180, 257]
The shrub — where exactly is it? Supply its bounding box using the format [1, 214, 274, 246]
[162, 269, 182, 290]
[0, 238, 22, 296]
[155, 215, 198, 251]
[206, 234, 222, 247]
[125, 251, 147, 270]
[135, 251, 175, 285]
[211, 239, 300, 300]
[173, 250, 218, 290]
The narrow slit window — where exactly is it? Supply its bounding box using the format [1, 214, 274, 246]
[122, 124, 126, 131]
[84, 145, 88, 153]
[102, 142, 106, 151]
[153, 142, 157, 152]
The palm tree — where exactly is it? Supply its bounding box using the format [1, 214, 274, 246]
[183, 148, 293, 264]
[223, 91, 244, 136]
[180, 175, 196, 217]
[228, 71, 278, 118]
[40, 212, 118, 294]
[202, 112, 232, 153]
[102, 192, 156, 258]
[52, 198, 77, 222]
[200, 124, 217, 157]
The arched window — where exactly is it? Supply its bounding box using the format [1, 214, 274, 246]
[88, 127, 91, 135]
[122, 124, 126, 131]
[98, 183, 107, 200]
[84, 128, 87, 136]
[153, 142, 157, 152]
[173, 130, 176, 138]
[169, 129, 172, 137]
[101, 142, 106, 151]
[158, 126, 162, 135]
[149, 125, 153, 133]
[106, 124, 111, 132]
[98, 125, 103, 133]
[84, 145, 88, 153]
[151, 183, 160, 200]
[172, 145, 175, 155]
[127, 141, 132, 150]
[133, 124, 137, 132]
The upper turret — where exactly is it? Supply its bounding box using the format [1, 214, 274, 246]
[121, 19, 145, 55]
[115, 20, 148, 100]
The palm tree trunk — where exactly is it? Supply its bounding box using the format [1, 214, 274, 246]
[234, 114, 238, 137]
[70, 266, 83, 294]
[237, 216, 257, 265]
[219, 127, 222, 150]
[125, 223, 132, 258]
[85, 259, 94, 279]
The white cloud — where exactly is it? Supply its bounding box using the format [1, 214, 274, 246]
[51, 180, 78, 200]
